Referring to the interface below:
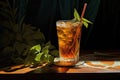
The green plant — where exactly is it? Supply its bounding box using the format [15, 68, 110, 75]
[0, 0, 59, 67]
[24, 41, 59, 67]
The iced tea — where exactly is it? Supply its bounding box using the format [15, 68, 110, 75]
[56, 20, 82, 66]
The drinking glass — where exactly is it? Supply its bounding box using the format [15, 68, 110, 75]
[55, 20, 82, 66]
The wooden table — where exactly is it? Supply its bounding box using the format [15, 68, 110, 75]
[0, 50, 120, 79]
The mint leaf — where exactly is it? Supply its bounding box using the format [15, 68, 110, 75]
[47, 54, 54, 64]
[24, 51, 36, 66]
[82, 18, 93, 24]
[73, 8, 92, 28]
[45, 41, 56, 50]
[24, 43, 59, 66]
[74, 8, 80, 21]
[42, 46, 49, 54]
[30, 44, 41, 52]
[35, 52, 42, 62]
[50, 50, 59, 57]
[82, 21, 88, 28]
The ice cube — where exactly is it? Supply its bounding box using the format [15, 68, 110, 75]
[56, 21, 66, 27]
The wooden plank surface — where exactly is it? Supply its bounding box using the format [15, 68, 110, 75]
[0, 50, 120, 74]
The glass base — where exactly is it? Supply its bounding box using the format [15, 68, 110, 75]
[54, 57, 79, 66]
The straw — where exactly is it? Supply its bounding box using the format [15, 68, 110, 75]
[81, 3, 87, 20]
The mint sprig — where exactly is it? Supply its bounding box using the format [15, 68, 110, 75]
[24, 41, 59, 67]
[73, 8, 92, 28]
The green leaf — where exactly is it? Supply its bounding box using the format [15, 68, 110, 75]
[13, 0, 16, 9]
[26, 40, 38, 47]
[0, 7, 11, 15]
[24, 51, 36, 66]
[15, 33, 23, 41]
[0, 21, 11, 30]
[2, 46, 14, 54]
[14, 41, 27, 55]
[14, 57, 24, 64]
[1, 29, 14, 46]
[82, 21, 88, 28]
[82, 18, 93, 24]
[22, 24, 34, 35]
[22, 47, 30, 56]
[38, 52, 47, 63]
[0, 10, 12, 20]
[22, 24, 45, 46]
[12, 24, 19, 32]
[49, 50, 59, 57]
[42, 46, 49, 54]
[6, 0, 12, 10]
[73, 8, 93, 28]
[30, 44, 41, 52]
[74, 8, 80, 21]
[47, 54, 54, 63]
[23, 34, 34, 41]
[19, 16, 25, 28]
[0, 1, 8, 7]
[45, 41, 56, 50]
[32, 31, 45, 40]
[35, 52, 42, 62]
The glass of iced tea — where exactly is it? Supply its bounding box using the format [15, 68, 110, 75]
[55, 20, 82, 66]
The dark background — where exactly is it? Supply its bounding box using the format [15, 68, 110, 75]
[24, 0, 120, 50]
[88, 0, 120, 50]
[24, 0, 100, 49]
[0, 0, 120, 51]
